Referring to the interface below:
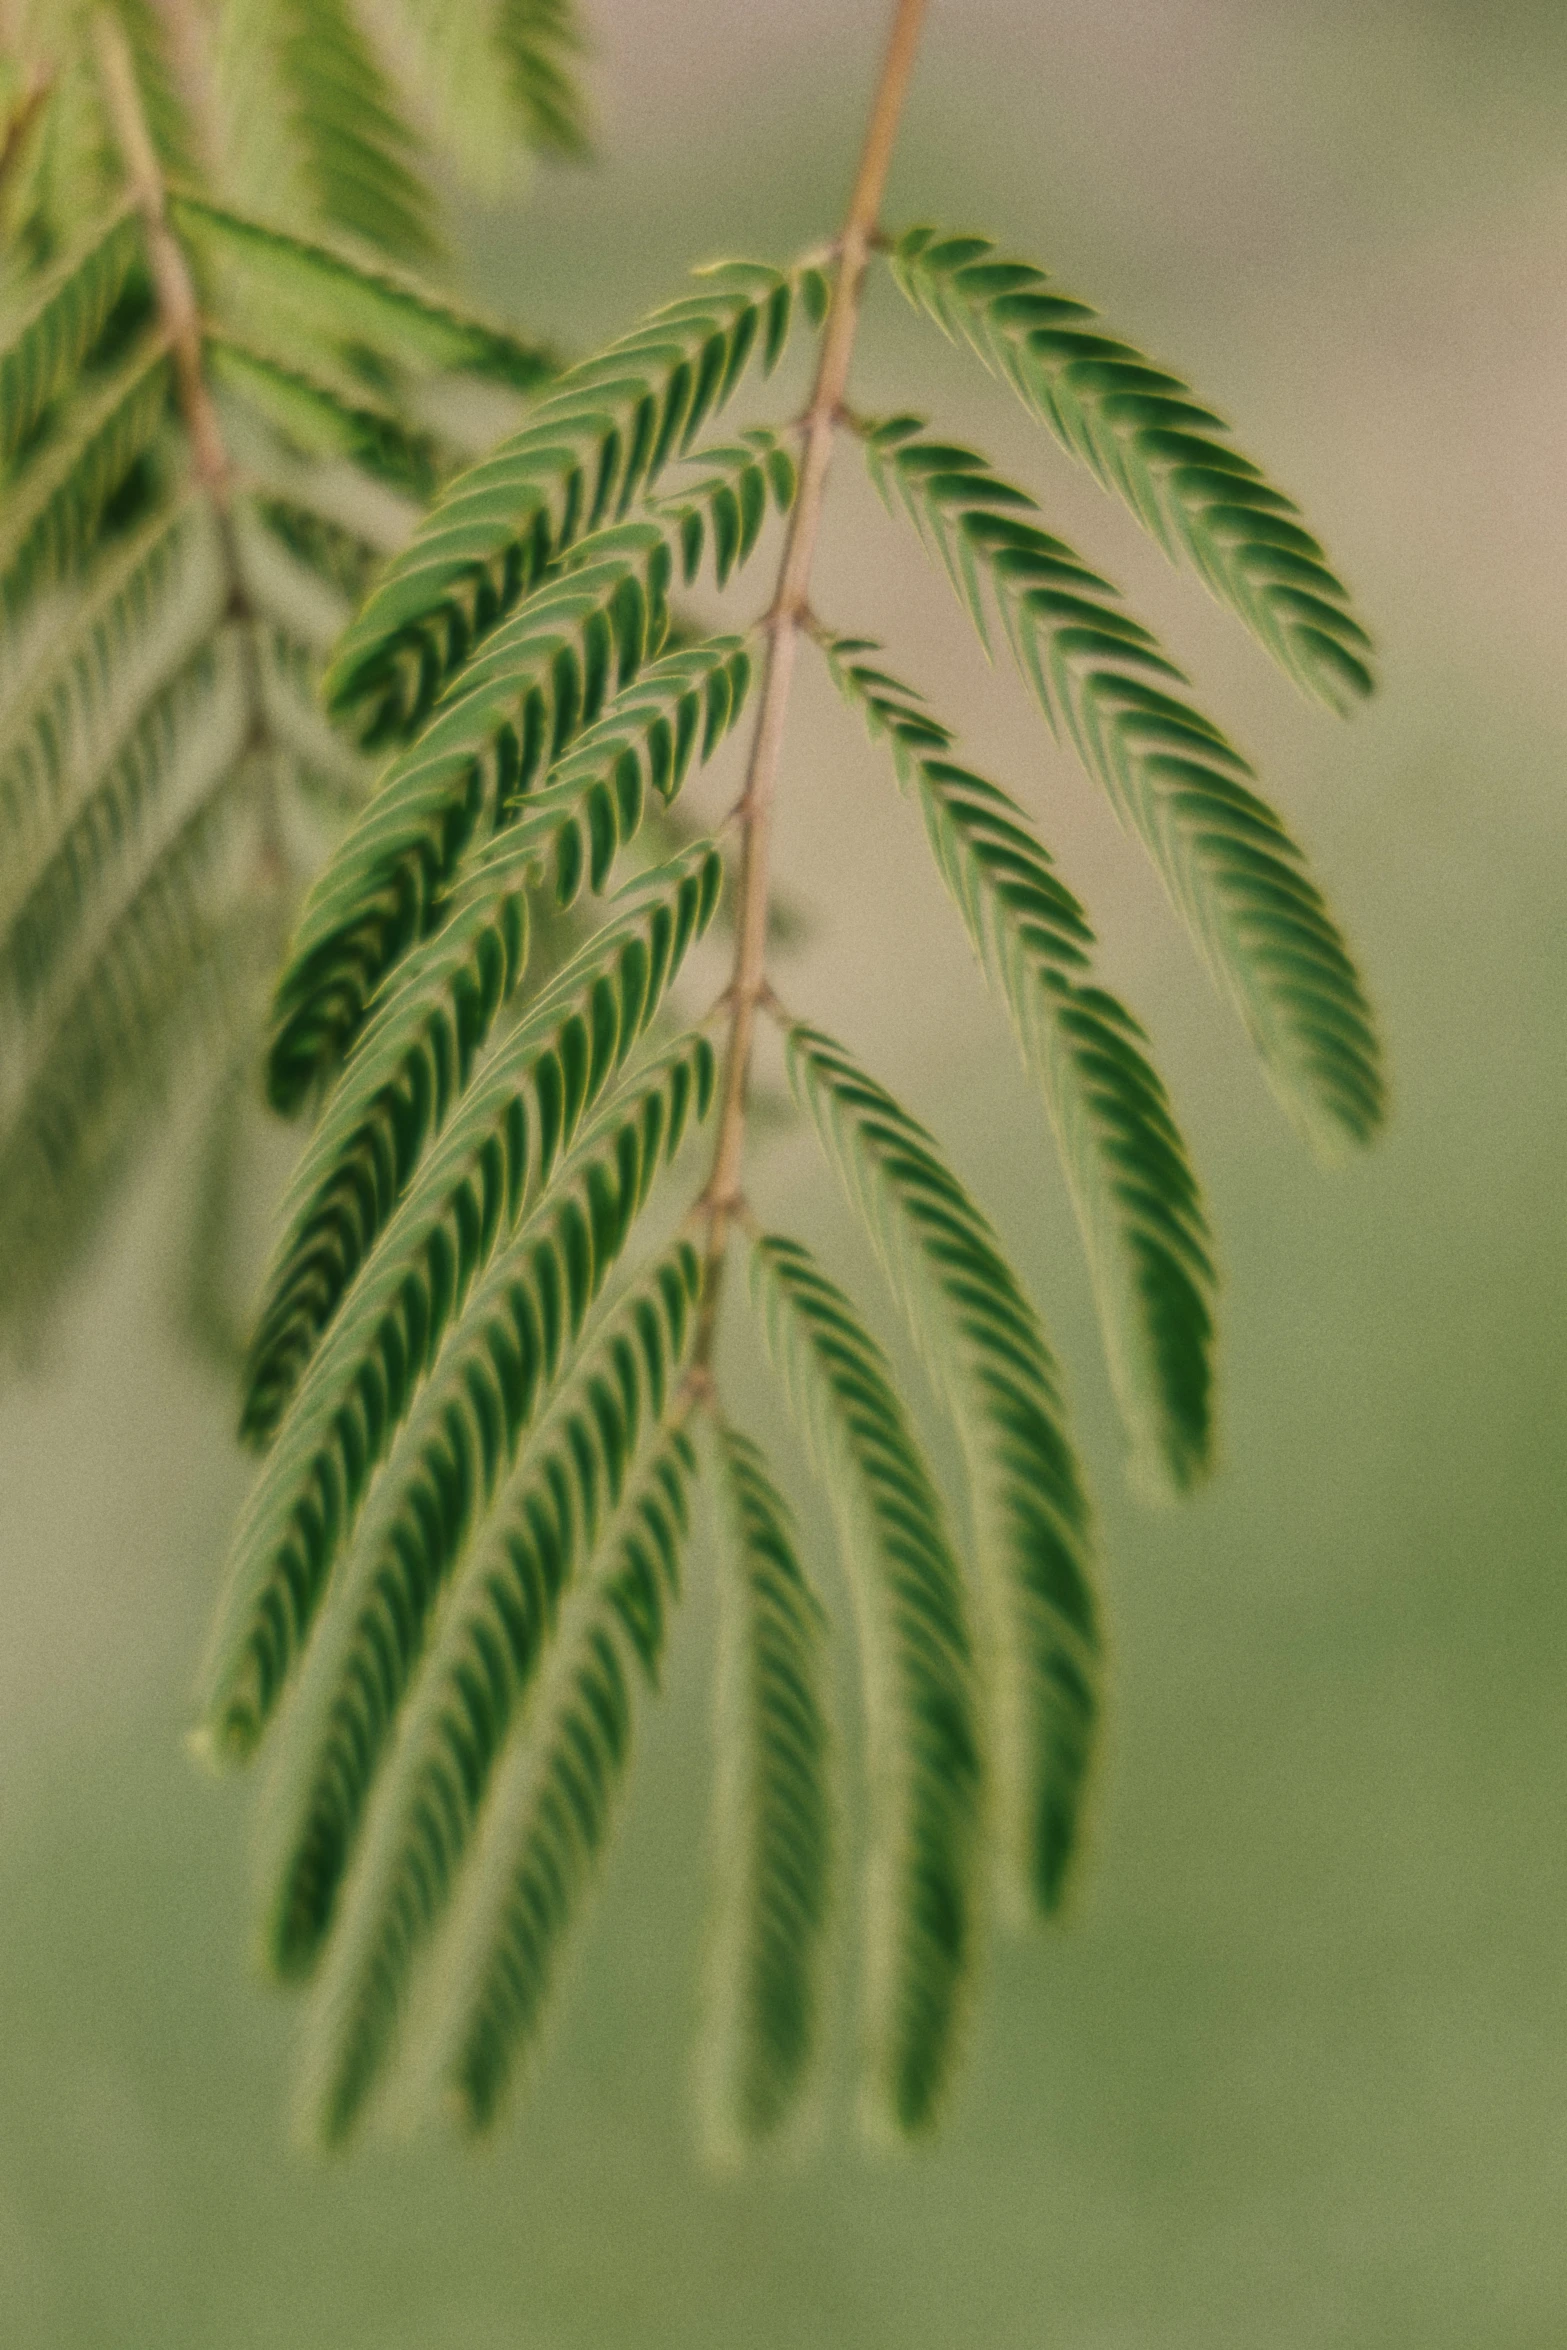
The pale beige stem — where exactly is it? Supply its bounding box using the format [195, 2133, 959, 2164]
[694, 0, 927, 1361]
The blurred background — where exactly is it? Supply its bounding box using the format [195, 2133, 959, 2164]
[2, 1, 1565, 2341]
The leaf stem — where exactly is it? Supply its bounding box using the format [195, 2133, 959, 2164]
[693, 0, 927, 1363]
[93, 7, 287, 891]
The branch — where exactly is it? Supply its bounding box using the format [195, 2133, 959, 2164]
[93, 7, 287, 887]
[694, 0, 927, 1361]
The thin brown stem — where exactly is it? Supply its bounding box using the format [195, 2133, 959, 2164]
[93, 9, 287, 891]
[692, 0, 927, 1365]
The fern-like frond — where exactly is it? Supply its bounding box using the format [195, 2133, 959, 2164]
[887, 228, 1375, 709]
[749, 1232, 981, 2136]
[267, 448, 782, 1106]
[493, 0, 590, 157]
[262, 1183, 702, 1985]
[289, 1251, 698, 2141]
[372, 0, 591, 183]
[321, 258, 820, 739]
[0, 633, 248, 1027]
[205, 334, 440, 499]
[247, 633, 750, 1432]
[0, 495, 218, 865]
[866, 422, 1385, 1157]
[0, 201, 143, 471]
[0, 335, 172, 631]
[784, 1025, 1099, 1914]
[199, 854, 721, 1755]
[167, 193, 555, 392]
[0, 776, 255, 1340]
[431, 1412, 697, 2137]
[703, 1420, 834, 2152]
[260, 0, 439, 262]
[819, 632, 1215, 1490]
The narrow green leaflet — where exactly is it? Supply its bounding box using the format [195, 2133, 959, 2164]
[866, 422, 1385, 1159]
[750, 1233, 981, 2136]
[819, 631, 1215, 1490]
[703, 1422, 834, 2152]
[295, 1260, 700, 2141]
[887, 226, 1375, 709]
[786, 1026, 1100, 1913]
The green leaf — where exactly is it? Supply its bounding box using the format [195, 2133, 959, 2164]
[168, 192, 555, 391]
[0, 496, 218, 868]
[819, 633, 1215, 1492]
[260, 1184, 704, 1997]
[495, 0, 592, 159]
[0, 202, 143, 472]
[0, 336, 172, 632]
[888, 227, 1375, 709]
[0, 635, 248, 1028]
[292, 1260, 700, 2141]
[268, 448, 779, 1109]
[703, 1421, 834, 2153]
[200, 854, 721, 1755]
[749, 1232, 982, 2137]
[866, 423, 1386, 1159]
[0, 778, 256, 1344]
[785, 1025, 1100, 1916]
[206, 333, 441, 498]
[247, 632, 750, 1438]
[264, 0, 439, 264]
[321, 260, 805, 739]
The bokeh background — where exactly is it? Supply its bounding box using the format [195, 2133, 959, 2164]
[3, 2, 1565, 2342]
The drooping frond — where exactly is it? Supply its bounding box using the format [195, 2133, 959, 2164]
[0, 201, 143, 471]
[263, 1216, 702, 1998]
[167, 194, 555, 392]
[294, 1259, 700, 2141]
[887, 227, 1375, 709]
[249, 634, 751, 1415]
[0, 336, 172, 633]
[0, 635, 249, 1028]
[0, 780, 259, 1344]
[267, 440, 785, 1106]
[370, 0, 592, 185]
[0, 496, 218, 869]
[784, 1026, 1100, 1915]
[434, 1415, 698, 2137]
[204, 334, 441, 499]
[749, 1232, 982, 2136]
[321, 257, 823, 739]
[199, 857, 721, 1753]
[819, 632, 1215, 1490]
[212, 0, 438, 265]
[702, 1420, 834, 2152]
[866, 422, 1386, 1158]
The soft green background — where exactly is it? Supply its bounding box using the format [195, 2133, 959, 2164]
[2, 2, 1564, 2342]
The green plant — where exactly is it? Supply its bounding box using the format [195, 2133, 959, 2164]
[0, 0, 581, 1347]
[1, 0, 1384, 2157]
